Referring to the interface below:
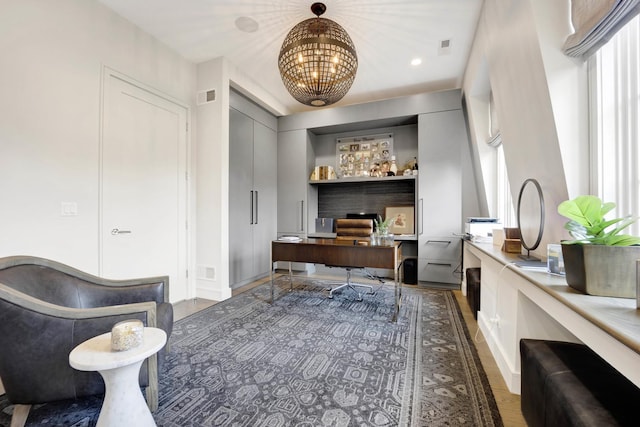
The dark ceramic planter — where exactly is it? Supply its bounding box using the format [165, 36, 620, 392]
[561, 243, 585, 288]
[561, 243, 640, 298]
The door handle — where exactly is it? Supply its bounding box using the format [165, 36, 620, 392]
[418, 198, 424, 235]
[254, 190, 259, 224]
[299, 200, 304, 232]
[250, 190, 254, 224]
[111, 228, 132, 235]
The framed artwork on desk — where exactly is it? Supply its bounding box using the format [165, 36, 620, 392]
[385, 206, 415, 235]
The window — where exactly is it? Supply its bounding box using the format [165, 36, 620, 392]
[488, 92, 516, 227]
[496, 144, 516, 227]
[589, 14, 640, 236]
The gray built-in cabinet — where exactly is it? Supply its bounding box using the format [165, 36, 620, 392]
[417, 110, 465, 284]
[277, 129, 315, 237]
[229, 91, 277, 288]
[276, 90, 468, 286]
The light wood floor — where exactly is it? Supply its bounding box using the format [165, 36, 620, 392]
[173, 276, 526, 426]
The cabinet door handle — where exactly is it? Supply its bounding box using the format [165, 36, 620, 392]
[299, 200, 304, 232]
[250, 190, 254, 224]
[428, 262, 452, 267]
[426, 240, 452, 245]
[418, 198, 424, 235]
[254, 190, 259, 224]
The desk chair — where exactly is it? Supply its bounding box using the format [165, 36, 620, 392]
[328, 218, 376, 300]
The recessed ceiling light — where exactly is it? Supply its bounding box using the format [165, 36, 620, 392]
[235, 16, 259, 33]
[411, 58, 422, 66]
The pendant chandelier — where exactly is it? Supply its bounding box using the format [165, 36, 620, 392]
[278, 2, 358, 107]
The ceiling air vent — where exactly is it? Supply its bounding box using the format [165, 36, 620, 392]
[438, 39, 451, 55]
[197, 89, 216, 105]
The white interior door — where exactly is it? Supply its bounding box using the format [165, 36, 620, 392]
[101, 70, 188, 303]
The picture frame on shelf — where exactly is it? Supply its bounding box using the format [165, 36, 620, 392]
[385, 206, 415, 235]
[336, 133, 393, 178]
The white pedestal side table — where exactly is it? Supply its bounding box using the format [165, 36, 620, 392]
[69, 327, 167, 427]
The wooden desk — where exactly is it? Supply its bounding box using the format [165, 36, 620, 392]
[270, 238, 403, 321]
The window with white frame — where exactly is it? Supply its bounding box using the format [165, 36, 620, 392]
[589, 14, 640, 236]
[496, 144, 516, 227]
[488, 92, 516, 227]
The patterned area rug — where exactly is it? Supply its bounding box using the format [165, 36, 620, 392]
[0, 278, 502, 426]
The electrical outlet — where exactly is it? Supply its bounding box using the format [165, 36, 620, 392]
[489, 314, 501, 325]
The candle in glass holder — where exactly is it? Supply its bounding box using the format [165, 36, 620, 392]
[111, 319, 144, 351]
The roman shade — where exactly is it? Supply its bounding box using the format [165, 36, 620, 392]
[563, 0, 640, 58]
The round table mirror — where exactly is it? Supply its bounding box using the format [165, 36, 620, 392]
[516, 178, 545, 261]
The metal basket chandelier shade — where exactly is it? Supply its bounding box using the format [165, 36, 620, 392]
[278, 3, 358, 107]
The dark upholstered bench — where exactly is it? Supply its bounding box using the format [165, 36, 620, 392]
[520, 339, 640, 426]
[465, 267, 481, 320]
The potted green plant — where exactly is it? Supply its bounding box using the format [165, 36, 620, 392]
[557, 195, 640, 298]
[374, 217, 396, 246]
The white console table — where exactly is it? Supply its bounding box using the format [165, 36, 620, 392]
[463, 241, 640, 394]
[69, 327, 167, 427]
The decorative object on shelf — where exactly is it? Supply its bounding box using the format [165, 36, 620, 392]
[516, 178, 545, 261]
[385, 206, 415, 235]
[111, 319, 144, 351]
[380, 161, 391, 176]
[278, 2, 358, 107]
[558, 195, 640, 298]
[389, 156, 398, 176]
[547, 243, 565, 275]
[336, 134, 393, 178]
[502, 227, 522, 253]
[309, 165, 337, 181]
[503, 239, 522, 253]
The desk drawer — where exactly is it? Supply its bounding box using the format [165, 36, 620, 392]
[418, 258, 460, 284]
[419, 237, 461, 260]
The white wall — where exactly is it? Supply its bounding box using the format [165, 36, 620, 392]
[194, 57, 287, 301]
[462, 0, 588, 258]
[0, 0, 196, 273]
[195, 58, 230, 301]
[529, 0, 590, 198]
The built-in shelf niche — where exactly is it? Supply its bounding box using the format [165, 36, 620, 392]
[308, 122, 419, 242]
[314, 177, 416, 228]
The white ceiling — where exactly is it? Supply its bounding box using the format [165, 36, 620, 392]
[98, 0, 483, 115]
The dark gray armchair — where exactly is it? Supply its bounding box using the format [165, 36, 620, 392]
[0, 255, 173, 427]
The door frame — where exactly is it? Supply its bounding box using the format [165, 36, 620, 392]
[99, 66, 193, 302]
